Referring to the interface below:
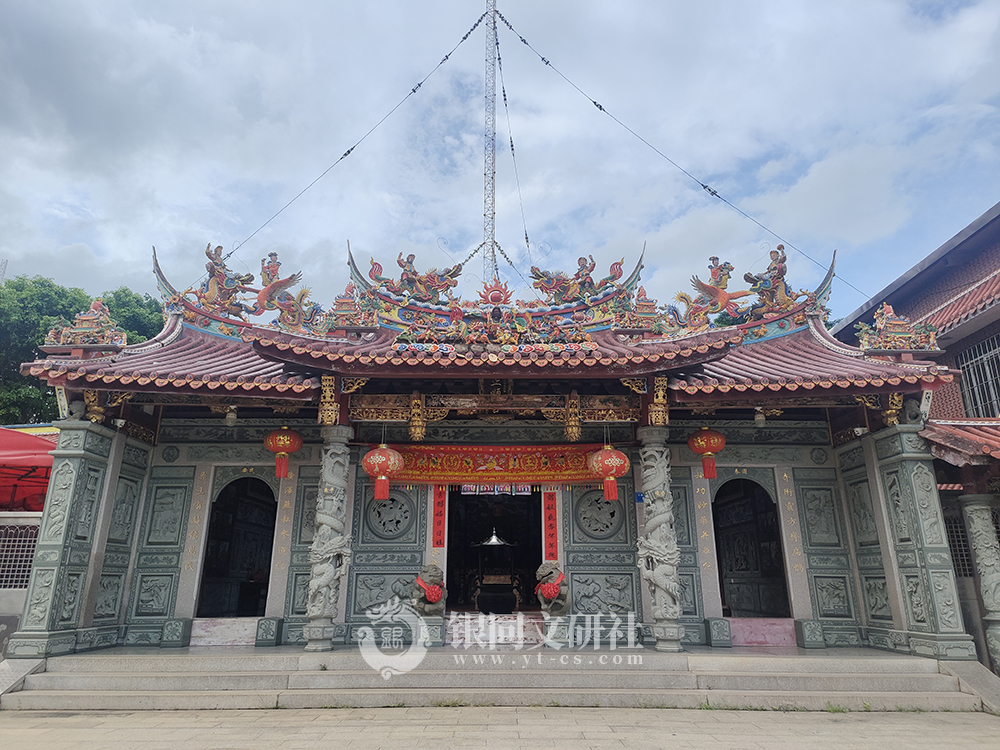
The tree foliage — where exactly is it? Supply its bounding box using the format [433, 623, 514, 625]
[0, 276, 163, 424]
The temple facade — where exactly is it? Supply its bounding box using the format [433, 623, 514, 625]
[4, 243, 980, 668]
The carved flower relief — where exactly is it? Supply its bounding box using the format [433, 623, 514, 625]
[911, 464, 944, 545]
[966, 506, 1000, 611]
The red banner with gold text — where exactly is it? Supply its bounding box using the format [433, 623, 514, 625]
[383, 444, 605, 485]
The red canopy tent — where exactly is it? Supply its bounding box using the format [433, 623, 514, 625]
[0, 428, 54, 512]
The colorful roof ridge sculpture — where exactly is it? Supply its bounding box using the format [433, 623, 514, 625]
[44, 299, 127, 348]
[855, 302, 939, 352]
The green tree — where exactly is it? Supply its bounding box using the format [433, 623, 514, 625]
[100, 287, 164, 344]
[0, 276, 91, 424]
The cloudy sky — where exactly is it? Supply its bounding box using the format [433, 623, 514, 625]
[2, 1, 999, 321]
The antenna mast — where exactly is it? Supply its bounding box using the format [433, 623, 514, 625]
[483, 0, 499, 281]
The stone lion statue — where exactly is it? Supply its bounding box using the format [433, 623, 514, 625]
[411, 563, 447, 617]
[534, 562, 569, 616]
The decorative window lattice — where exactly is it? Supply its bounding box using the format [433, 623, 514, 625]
[0, 524, 39, 589]
[945, 514, 975, 578]
[956, 335, 1000, 417]
[993, 506, 1000, 543]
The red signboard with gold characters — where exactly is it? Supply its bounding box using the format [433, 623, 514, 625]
[432, 484, 447, 548]
[388, 444, 603, 485]
[543, 491, 559, 560]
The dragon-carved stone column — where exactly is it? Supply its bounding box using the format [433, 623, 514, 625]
[303, 424, 354, 652]
[636, 426, 684, 652]
[960, 494, 1000, 672]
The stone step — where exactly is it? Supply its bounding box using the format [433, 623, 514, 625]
[0, 687, 982, 712]
[685, 654, 942, 674]
[21, 667, 959, 694]
[42, 652, 302, 674]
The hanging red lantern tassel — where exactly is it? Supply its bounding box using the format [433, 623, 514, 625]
[587, 445, 631, 501]
[687, 427, 726, 479]
[263, 426, 304, 479]
[361, 444, 405, 501]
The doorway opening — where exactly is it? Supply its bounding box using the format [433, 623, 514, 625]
[196, 477, 276, 618]
[713, 478, 790, 618]
[446, 487, 542, 613]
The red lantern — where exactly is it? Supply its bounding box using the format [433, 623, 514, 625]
[587, 445, 631, 501]
[264, 426, 304, 479]
[687, 427, 726, 479]
[361, 444, 404, 501]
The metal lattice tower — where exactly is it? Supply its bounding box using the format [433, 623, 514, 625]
[483, 0, 499, 281]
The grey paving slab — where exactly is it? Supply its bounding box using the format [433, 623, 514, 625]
[0, 707, 998, 750]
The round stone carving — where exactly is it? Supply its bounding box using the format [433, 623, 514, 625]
[810, 448, 828, 465]
[161, 445, 180, 463]
[366, 494, 414, 539]
[575, 490, 624, 540]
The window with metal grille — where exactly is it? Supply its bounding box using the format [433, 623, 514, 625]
[0, 524, 39, 589]
[956, 334, 1000, 417]
[945, 514, 975, 578]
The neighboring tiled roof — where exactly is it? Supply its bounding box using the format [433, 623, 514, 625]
[24, 315, 319, 399]
[920, 418, 1000, 465]
[668, 317, 954, 398]
[917, 268, 1000, 335]
[241, 325, 744, 378]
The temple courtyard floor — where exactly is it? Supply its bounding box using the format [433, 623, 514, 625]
[0, 706, 997, 750]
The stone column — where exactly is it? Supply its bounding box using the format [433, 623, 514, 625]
[959, 495, 1000, 672]
[6, 419, 116, 657]
[636, 426, 684, 652]
[302, 425, 354, 652]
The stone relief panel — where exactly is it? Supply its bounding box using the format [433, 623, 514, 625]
[671, 484, 691, 547]
[882, 468, 914, 544]
[801, 487, 841, 547]
[73, 465, 104, 541]
[297, 484, 318, 545]
[108, 476, 140, 545]
[875, 435, 902, 460]
[811, 575, 853, 619]
[670, 419, 830, 446]
[122, 443, 150, 470]
[365, 494, 416, 542]
[846, 479, 880, 547]
[351, 573, 414, 614]
[22, 569, 56, 629]
[84, 431, 112, 458]
[678, 571, 698, 617]
[863, 576, 892, 621]
[93, 574, 124, 620]
[58, 572, 83, 624]
[929, 570, 962, 632]
[911, 463, 945, 546]
[290, 571, 310, 617]
[569, 572, 638, 614]
[573, 490, 626, 542]
[146, 486, 187, 545]
[42, 461, 76, 543]
[158, 419, 319, 445]
[903, 574, 929, 626]
[134, 574, 174, 617]
[680, 445, 802, 465]
[838, 445, 865, 472]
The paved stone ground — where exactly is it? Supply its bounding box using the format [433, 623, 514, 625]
[0, 707, 997, 750]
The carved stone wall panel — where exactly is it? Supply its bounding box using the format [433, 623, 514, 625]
[875, 434, 902, 460]
[122, 442, 150, 470]
[145, 486, 188, 546]
[158, 418, 319, 445]
[846, 479, 880, 548]
[133, 574, 176, 617]
[565, 483, 636, 551]
[349, 572, 416, 615]
[22, 568, 57, 630]
[73, 465, 104, 542]
[903, 573, 929, 629]
[910, 463, 946, 547]
[107, 476, 141, 546]
[838, 444, 865, 472]
[863, 576, 893, 621]
[297, 485, 318, 545]
[800, 487, 841, 548]
[671, 483, 692, 548]
[57, 572, 84, 624]
[810, 574, 854, 619]
[364, 494, 416, 543]
[881, 467, 915, 545]
[670, 419, 830, 446]
[929, 570, 963, 633]
[42, 460, 77, 544]
[681, 446, 803, 465]
[572, 489, 627, 543]
[569, 571, 639, 615]
[84, 431, 112, 458]
[93, 574, 125, 620]
[678, 571, 699, 617]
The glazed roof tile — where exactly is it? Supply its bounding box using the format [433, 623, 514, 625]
[920, 418, 1000, 465]
[917, 269, 1000, 335]
[242, 325, 744, 378]
[668, 317, 953, 398]
[23, 315, 319, 399]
